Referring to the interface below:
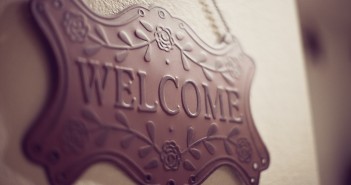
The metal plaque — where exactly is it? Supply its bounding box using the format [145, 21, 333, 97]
[23, 0, 270, 184]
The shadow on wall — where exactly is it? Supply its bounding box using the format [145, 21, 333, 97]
[0, 1, 52, 185]
[344, 162, 351, 185]
[296, 1, 351, 185]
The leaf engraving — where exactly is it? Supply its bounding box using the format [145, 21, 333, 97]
[183, 160, 196, 171]
[198, 52, 207, 63]
[224, 140, 233, 155]
[183, 43, 193, 52]
[140, 20, 154, 32]
[83, 44, 101, 56]
[203, 141, 216, 155]
[118, 31, 133, 46]
[228, 128, 240, 138]
[223, 33, 233, 44]
[189, 148, 201, 160]
[203, 68, 213, 81]
[138, 145, 153, 158]
[81, 107, 100, 124]
[187, 127, 194, 147]
[95, 25, 108, 44]
[120, 135, 135, 149]
[135, 29, 149, 41]
[221, 73, 235, 85]
[228, 137, 236, 143]
[215, 59, 224, 70]
[115, 50, 129, 63]
[207, 123, 218, 137]
[146, 121, 155, 142]
[95, 129, 109, 147]
[144, 158, 159, 169]
[121, 134, 136, 149]
[144, 45, 151, 62]
[115, 111, 129, 128]
[175, 31, 184, 40]
[181, 53, 190, 71]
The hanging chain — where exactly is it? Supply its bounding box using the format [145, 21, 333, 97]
[211, 0, 231, 33]
[198, 0, 231, 41]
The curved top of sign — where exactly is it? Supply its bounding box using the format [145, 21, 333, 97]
[23, 0, 270, 184]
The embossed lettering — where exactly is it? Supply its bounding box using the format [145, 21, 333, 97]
[76, 59, 239, 120]
[159, 75, 180, 115]
[137, 71, 158, 112]
[226, 89, 243, 123]
[114, 66, 135, 109]
[181, 80, 201, 118]
[76, 58, 108, 105]
[202, 84, 226, 121]
[25, 3, 271, 185]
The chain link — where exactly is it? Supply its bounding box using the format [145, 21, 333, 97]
[198, 0, 231, 41]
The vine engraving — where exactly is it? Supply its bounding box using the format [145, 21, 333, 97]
[63, 107, 253, 173]
[61, 10, 242, 84]
[24, 1, 270, 185]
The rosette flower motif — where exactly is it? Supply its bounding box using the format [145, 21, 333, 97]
[61, 120, 89, 153]
[63, 12, 88, 42]
[236, 138, 252, 163]
[225, 57, 241, 79]
[160, 140, 181, 171]
[154, 26, 174, 51]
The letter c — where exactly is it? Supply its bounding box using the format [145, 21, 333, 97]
[159, 75, 180, 115]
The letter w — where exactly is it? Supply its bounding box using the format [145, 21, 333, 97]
[76, 58, 108, 105]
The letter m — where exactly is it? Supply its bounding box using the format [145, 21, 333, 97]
[202, 84, 226, 121]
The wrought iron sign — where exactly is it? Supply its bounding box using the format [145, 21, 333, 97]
[23, 0, 270, 184]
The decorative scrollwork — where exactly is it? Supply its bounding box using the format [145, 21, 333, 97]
[61, 10, 242, 83]
[26, 2, 269, 185]
[63, 107, 252, 173]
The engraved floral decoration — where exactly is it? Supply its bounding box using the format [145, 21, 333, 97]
[154, 26, 174, 51]
[63, 9, 243, 84]
[225, 56, 241, 79]
[236, 138, 252, 163]
[61, 119, 89, 153]
[63, 12, 88, 42]
[63, 107, 254, 177]
[160, 140, 181, 171]
[25, 2, 268, 184]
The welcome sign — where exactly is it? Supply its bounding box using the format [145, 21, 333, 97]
[23, 0, 270, 184]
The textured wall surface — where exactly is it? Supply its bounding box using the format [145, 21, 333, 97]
[0, 0, 319, 185]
